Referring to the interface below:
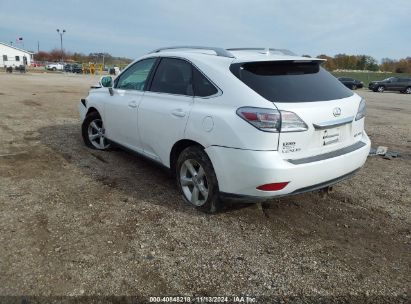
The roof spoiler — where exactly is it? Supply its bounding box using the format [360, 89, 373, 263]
[227, 48, 296, 56]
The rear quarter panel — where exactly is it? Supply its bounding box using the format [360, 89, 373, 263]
[184, 57, 282, 151]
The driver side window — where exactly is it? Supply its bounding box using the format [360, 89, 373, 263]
[115, 58, 156, 91]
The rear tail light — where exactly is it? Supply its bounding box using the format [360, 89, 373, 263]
[280, 111, 308, 132]
[355, 98, 366, 121]
[236, 107, 281, 132]
[257, 182, 289, 191]
[237, 107, 308, 132]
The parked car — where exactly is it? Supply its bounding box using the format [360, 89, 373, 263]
[64, 63, 83, 74]
[31, 61, 44, 67]
[63, 64, 71, 72]
[368, 77, 411, 93]
[79, 46, 370, 212]
[337, 77, 364, 90]
[14, 65, 26, 73]
[46, 63, 64, 71]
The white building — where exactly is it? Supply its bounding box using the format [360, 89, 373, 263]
[0, 42, 34, 67]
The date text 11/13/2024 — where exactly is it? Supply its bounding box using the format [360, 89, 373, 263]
[149, 296, 257, 303]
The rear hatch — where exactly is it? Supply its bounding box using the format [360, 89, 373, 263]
[231, 60, 365, 160]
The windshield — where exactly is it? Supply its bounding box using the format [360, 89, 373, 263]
[230, 61, 353, 102]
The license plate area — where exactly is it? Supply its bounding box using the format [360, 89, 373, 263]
[322, 128, 340, 146]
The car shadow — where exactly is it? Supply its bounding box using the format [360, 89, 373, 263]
[38, 123, 253, 213]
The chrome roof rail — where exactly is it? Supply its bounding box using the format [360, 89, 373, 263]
[227, 48, 296, 56]
[149, 46, 235, 58]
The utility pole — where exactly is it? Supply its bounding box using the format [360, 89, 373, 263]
[37, 41, 40, 53]
[56, 29, 66, 62]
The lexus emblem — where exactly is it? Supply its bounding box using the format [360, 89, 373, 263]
[333, 107, 341, 117]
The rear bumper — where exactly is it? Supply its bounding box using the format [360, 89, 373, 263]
[206, 132, 371, 198]
[220, 168, 360, 202]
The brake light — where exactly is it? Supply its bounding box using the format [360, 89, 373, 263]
[355, 98, 366, 121]
[257, 182, 289, 191]
[236, 107, 281, 132]
[237, 107, 308, 132]
[280, 111, 308, 132]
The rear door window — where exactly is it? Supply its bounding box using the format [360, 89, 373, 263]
[230, 61, 353, 102]
[150, 58, 193, 96]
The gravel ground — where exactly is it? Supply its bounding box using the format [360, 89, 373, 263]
[0, 73, 410, 303]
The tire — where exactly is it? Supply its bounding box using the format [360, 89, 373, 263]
[377, 86, 385, 93]
[52, 67, 57, 71]
[405, 87, 411, 94]
[351, 84, 357, 90]
[81, 111, 111, 150]
[176, 146, 220, 213]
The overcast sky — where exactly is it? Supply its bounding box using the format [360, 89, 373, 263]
[0, 0, 409, 61]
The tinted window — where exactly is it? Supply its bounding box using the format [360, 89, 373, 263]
[230, 61, 353, 102]
[150, 58, 193, 96]
[193, 67, 218, 97]
[116, 58, 156, 90]
[15, 56, 20, 61]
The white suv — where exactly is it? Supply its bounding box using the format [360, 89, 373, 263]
[79, 46, 370, 212]
[46, 63, 64, 71]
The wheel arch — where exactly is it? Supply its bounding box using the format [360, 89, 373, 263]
[170, 139, 205, 175]
[86, 106, 101, 117]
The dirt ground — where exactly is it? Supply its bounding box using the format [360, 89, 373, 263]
[0, 72, 410, 303]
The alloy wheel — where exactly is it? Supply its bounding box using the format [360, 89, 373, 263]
[180, 159, 209, 206]
[87, 119, 109, 149]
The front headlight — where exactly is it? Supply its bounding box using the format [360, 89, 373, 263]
[355, 98, 366, 121]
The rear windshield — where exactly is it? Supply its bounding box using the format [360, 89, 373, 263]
[230, 61, 353, 102]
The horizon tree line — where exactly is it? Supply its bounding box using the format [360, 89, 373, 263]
[33, 48, 411, 73]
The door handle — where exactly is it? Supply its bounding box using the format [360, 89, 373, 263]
[171, 109, 186, 117]
[128, 101, 137, 108]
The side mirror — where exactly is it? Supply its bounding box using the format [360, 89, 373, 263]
[99, 76, 113, 88]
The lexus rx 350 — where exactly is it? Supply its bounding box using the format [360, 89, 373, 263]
[79, 47, 370, 213]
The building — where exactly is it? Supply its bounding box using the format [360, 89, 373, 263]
[0, 42, 34, 67]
